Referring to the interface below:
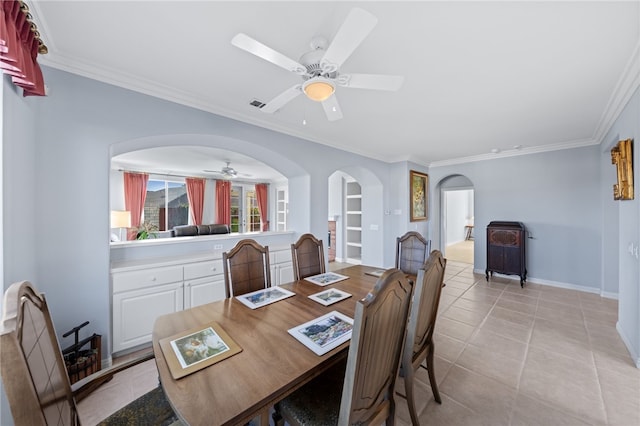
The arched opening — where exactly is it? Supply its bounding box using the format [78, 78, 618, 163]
[111, 146, 287, 236]
[328, 166, 384, 269]
[438, 175, 475, 265]
[108, 135, 309, 240]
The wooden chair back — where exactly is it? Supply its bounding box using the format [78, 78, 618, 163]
[223, 239, 272, 298]
[401, 250, 447, 425]
[1, 281, 79, 425]
[290, 233, 326, 280]
[339, 269, 413, 424]
[408, 250, 446, 359]
[395, 231, 430, 276]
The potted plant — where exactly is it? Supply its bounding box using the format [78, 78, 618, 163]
[136, 221, 158, 240]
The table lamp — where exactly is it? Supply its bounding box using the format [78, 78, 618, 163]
[110, 210, 131, 241]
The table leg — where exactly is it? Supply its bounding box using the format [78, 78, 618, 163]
[258, 408, 270, 426]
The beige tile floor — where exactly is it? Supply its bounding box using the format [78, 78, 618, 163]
[79, 261, 640, 425]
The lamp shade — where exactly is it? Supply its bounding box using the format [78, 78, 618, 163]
[303, 78, 335, 102]
[111, 210, 131, 228]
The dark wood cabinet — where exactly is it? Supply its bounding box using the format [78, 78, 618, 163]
[485, 221, 527, 287]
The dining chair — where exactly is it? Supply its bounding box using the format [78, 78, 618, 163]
[223, 238, 272, 298]
[273, 268, 413, 426]
[399, 250, 447, 426]
[290, 233, 326, 280]
[395, 231, 430, 277]
[0, 280, 180, 426]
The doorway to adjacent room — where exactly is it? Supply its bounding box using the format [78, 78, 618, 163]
[442, 188, 474, 264]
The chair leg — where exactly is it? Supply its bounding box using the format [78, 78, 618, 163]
[404, 365, 420, 426]
[426, 344, 442, 404]
[272, 403, 284, 426]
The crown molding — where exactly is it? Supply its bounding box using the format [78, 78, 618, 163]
[428, 138, 599, 168]
[592, 39, 640, 144]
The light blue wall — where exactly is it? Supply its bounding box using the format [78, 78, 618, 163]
[1, 72, 40, 426]
[602, 87, 640, 366]
[430, 146, 603, 291]
[2, 77, 38, 289]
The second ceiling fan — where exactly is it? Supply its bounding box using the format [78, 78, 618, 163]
[231, 7, 404, 121]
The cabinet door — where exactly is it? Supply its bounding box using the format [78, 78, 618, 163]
[487, 245, 505, 271]
[277, 262, 295, 286]
[184, 276, 226, 309]
[270, 249, 294, 285]
[502, 246, 522, 275]
[113, 282, 183, 353]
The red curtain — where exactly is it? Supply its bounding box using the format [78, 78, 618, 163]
[185, 177, 205, 225]
[124, 172, 149, 240]
[215, 180, 231, 226]
[1, 1, 46, 96]
[255, 183, 269, 231]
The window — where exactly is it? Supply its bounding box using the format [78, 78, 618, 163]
[144, 179, 189, 231]
[246, 189, 260, 232]
[230, 187, 241, 233]
[230, 185, 261, 233]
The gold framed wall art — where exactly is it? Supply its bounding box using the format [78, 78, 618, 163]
[410, 170, 428, 221]
[611, 139, 634, 200]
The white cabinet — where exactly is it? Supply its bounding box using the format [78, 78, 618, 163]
[270, 247, 294, 286]
[112, 259, 225, 353]
[345, 180, 362, 264]
[184, 276, 226, 309]
[112, 281, 183, 353]
[183, 259, 225, 309]
[112, 247, 294, 354]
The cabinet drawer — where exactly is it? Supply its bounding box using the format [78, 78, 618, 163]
[112, 265, 183, 293]
[184, 259, 223, 280]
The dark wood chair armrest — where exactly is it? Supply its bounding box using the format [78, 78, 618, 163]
[71, 350, 155, 402]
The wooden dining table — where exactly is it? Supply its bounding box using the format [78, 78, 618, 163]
[152, 265, 382, 426]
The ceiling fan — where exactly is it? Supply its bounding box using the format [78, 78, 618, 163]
[231, 7, 404, 121]
[204, 161, 249, 179]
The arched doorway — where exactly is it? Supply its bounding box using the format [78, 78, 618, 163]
[439, 175, 475, 265]
[327, 167, 384, 268]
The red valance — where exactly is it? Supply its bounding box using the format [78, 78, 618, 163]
[1, 0, 46, 96]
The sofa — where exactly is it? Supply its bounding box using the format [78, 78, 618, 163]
[172, 224, 230, 237]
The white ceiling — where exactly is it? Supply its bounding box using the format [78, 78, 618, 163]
[30, 1, 640, 175]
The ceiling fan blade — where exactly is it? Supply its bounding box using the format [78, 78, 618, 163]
[320, 8, 378, 73]
[261, 85, 302, 113]
[231, 33, 308, 76]
[337, 73, 404, 91]
[322, 95, 343, 121]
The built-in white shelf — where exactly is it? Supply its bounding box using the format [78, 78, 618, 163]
[345, 180, 362, 264]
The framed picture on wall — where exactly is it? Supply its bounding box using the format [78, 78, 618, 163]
[410, 170, 428, 221]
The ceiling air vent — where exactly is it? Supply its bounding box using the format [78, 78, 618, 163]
[250, 99, 266, 109]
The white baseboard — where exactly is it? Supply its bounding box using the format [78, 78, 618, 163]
[600, 290, 619, 300]
[616, 322, 640, 368]
[102, 355, 113, 369]
[473, 269, 618, 298]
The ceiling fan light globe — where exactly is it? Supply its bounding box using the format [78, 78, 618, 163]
[303, 79, 335, 102]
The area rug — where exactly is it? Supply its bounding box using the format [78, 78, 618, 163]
[97, 386, 181, 426]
